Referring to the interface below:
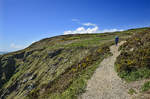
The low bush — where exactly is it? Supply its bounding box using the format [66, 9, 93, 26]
[141, 81, 150, 92]
[115, 29, 150, 81]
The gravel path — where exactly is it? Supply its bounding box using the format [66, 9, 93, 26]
[79, 41, 131, 99]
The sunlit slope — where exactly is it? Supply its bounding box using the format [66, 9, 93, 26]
[0, 27, 149, 99]
[116, 28, 150, 82]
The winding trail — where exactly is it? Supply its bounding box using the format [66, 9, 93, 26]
[80, 41, 131, 99]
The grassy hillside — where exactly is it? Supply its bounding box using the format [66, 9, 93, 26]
[0, 27, 148, 99]
[115, 27, 150, 82]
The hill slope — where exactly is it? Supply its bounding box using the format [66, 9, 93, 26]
[116, 28, 150, 82]
[115, 27, 150, 98]
[0, 27, 149, 99]
[0, 52, 8, 55]
[80, 41, 131, 99]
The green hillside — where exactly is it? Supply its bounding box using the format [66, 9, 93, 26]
[115, 27, 150, 94]
[116, 27, 150, 81]
[0, 27, 149, 99]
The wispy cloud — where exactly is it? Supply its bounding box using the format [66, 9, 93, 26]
[64, 20, 123, 34]
[10, 40, 36, 51]
[72, 19, 80, 22]
[82, 22, 97, 27]
[71, 19, 81, 24]
[10, 43, 26, 50]
[0, 49, 5, 52]
[99, 29, 123, 33]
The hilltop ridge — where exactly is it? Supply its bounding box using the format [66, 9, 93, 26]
[0, 27, 150, 99]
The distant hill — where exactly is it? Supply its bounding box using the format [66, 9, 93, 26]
[0, 27, 149, 99]
[0, 52, 8, 55]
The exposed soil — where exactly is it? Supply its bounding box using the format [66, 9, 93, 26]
[79, 41, 132, 99]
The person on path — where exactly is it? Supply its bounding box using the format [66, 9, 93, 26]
[115, 36, 119, 46]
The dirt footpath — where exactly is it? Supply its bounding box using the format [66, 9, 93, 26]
[79, 41, 131, 99]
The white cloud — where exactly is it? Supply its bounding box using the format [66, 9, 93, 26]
[64, 21, 123, 34]
[10, 40, 39, 51]
[71, 19, 81, 24]
[31, 40, 36, 44]
[99, 29, 123, 33]
[0, 49, 5, 52]
[72, 19, 80, 22]
[64, 26, 99, 34]
[10, 43, 25, 50]
[83, 22, 96, 27]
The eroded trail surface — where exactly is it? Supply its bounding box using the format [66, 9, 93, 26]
[80, 41, 131, 99]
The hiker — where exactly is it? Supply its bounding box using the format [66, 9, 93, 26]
[115, 36, 119, 46]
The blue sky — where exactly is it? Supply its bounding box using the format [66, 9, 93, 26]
[1, 0, 150, 51]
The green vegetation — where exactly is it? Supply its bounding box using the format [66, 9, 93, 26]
[28, 43, 112, 99]
[128, 88, 137, 95]
[115, 27, 150, 82]
[141, 81, 150, 92]
[0, 27, 147, 99]
[118, 68, 150, 82]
